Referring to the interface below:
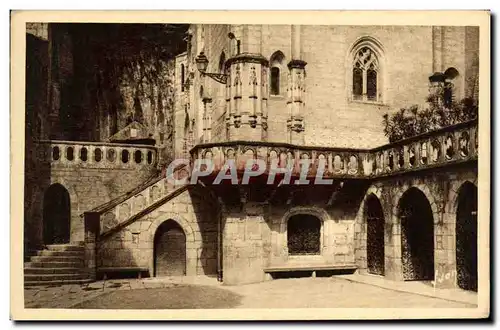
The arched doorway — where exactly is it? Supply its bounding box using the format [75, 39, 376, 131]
[154, 220, 186, 276]
[456, 182, 478, 291]
[287, 214, 321, 255]
[366, 195, 385, 275]
[399, 188, 434, 281]
[43, 184, 71, 244]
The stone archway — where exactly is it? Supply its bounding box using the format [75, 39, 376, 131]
[456, 182, 478, 291]
[279, 207, 329, 258]
[399, 187, 435, 281]
[43, 183, 71, 244]
[366, 194, 385, 276]
[153, 219, 187, 277]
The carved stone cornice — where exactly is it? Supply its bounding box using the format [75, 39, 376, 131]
[225, 53, 269, 69]
[287, 59, 308, 70]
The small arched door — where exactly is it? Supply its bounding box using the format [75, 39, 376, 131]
[43, 184, 71, 244]
[154, 220, 186, 276]
[366, 195, 385, 276]
[456, 182, 478, 292]
[399, 188, 435, 281]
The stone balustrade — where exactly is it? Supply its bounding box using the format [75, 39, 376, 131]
[36, 140, 158, 169]
[190, 141, 372, 179]
[84, 165, 190, 238]
[370, 119, 478, 177]
[190, 119, 478, 180]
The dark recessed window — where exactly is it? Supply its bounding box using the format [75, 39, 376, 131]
[121, 149, 129, 163]
[271, 67, 280, 95]
[353, 67, 363, 100]
[52, 146, 60, 161]
[270, 51, 285, 96]
[181, 64, 185, 92]
[287, 214, 321, 255]
[80, 147, 88, 162]
[218, 52, 226, 73]
[367, 68, 378, 100]
[66, 147, 74, 161]
[134, 150, 143, 164]
[147, 151, 153, 164]
[94, 148, 102, 162]
[388, 152, 394, 170]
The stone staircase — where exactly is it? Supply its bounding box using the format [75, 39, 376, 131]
[24, 242, 92, 286]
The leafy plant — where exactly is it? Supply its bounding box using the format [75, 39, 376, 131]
[382, 89, 478, 143]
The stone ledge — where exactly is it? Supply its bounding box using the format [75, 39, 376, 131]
[264, 263, 357, 273]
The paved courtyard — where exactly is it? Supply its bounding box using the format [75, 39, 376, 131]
[24, 275, 477, 309]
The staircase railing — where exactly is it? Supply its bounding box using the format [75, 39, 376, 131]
[84, 164, 189, 238]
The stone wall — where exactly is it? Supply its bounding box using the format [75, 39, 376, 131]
[96, 187, 219, 277]
[85, 161, 476, 287]
[354, 163, 477, 288]
[25, 142, 159, 247]
[266, 205, 356, 266]
[192, 25, 479, 149]
[220, 183, 366, 285]
[25, 24, 53, 256]
[222, 203, 268, 285]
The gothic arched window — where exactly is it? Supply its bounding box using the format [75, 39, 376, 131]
[349, 37, 385, 103]
[352, 46, 380, 101]
[218, 52, 226, 73]
[270, 51, 285, 96]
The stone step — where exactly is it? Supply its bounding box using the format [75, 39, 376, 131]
[24, 273, 89, 282]
[30, 255, 84, 263]
[24, 267, 85, 275]
[36, 250, 84, 257]
[45, 243, 84, 252]
[25, 261, 84, 268]
[24, 279, 93, 287]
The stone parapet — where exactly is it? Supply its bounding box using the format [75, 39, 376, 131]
[191, 119, 478, 181]
[36, 140, 158, 170]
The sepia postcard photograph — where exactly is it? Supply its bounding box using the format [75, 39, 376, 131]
[10, 10, 491, 320]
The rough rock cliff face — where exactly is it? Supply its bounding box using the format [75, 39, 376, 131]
[93, 50, 177, 165]
[71, 24, 188, 165]
[36, 24, 188, 165]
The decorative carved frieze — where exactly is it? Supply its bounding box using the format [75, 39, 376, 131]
[224, 53, 269, 141]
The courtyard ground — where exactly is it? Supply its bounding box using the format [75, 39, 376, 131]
[23, 274, 477, 309]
